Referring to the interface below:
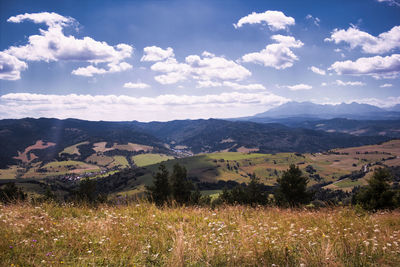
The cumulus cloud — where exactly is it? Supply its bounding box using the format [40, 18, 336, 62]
[284, 84, 313, 91]
[310, 66, 326, 75]
[380, 83, 393, 87]
[325, 26, 400, 54]
[141, 46, 174, 62]
[0, 92, 289, 121]
[151, 58, 191, 84]
[330, 54, 400, 79]
[335, 80, 365, 86]
[234, 10, 295, 31]
[150, 51, 251, 84]
[3, 12, 133, 79]
[0, 52, 28, 80]
[242, 35, 303, 69]
[71, 65, 107, 77]
[7, 12, 74, 28]
[196, 80, 266, 90]
[305, 14, 320, 26]
[123, 82, 151, 89]
[71, 62, 132, 77]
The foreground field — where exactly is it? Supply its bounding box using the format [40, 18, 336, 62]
[1, 203, 399, 266]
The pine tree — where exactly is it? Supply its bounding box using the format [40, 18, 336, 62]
[355, 167, 395, 210]
[276, 164, 311, 207]
[146, 164, 170, 206]
[246, 173, 268, 205]
[170, 163, 193, 204]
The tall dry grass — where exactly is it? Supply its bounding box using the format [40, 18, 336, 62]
[1, 201, 399, 266]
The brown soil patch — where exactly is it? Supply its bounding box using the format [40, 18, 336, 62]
[236, 146, 259, 153]
[13, 140, 56, 163]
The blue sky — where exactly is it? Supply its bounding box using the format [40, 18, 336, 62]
[0, 0, 399, 121]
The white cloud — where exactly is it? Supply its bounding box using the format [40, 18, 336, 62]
[196, 80, 223, 88]
[325, 26, 400, 54]
[310, 66, 326, 75]
[197, 80, 266, 90]
[376, 0, 400, 7]
[150, 52, 251, 84]
[335, 80, 365, 86]
[71, 62, 132, 77]
[0, 92, 289, 121]
[234, 10, 295, 31]
[242, 35, 303, 69]
[222, 81, 266, 90]
[330, 54, 400, 79]
[7, 12, 74, 28]
[202, 51, 215, 57]
[305, 14, 320, 26]
[141, 46, 174, 62]
[321, 82, 328, 86]
[346, 96, 400, 108]
[380, 83, 393, 87]
[123, 82, 150, 89]
[71, 65, 107, 77]
[285, 84, 313, 91]
[186, 54, 251, 81]
[0, 52, 28, 80]
[151, 58, 191, 84]
[3, 12, 133, 79]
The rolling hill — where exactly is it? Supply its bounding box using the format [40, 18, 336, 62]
[0, 117, 393, 180]
[132, 119, 389, 154]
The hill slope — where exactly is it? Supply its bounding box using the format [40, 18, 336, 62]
[0, 118, 390, 173]
[132, 119, 389, 154]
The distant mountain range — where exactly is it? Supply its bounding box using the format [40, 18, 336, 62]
[242, 101, 400, 121]
[233, 101, 400, 138]
[0, 117, 390, 169]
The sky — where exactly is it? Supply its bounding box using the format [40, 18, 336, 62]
[0, 0, 399, 121]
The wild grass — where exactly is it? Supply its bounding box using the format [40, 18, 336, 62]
[1, 202, 399, 266]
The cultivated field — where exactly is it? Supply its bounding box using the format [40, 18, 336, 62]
[0, 202, 399, 266]
[132, 153, 174, 167]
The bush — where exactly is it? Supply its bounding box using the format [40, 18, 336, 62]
[218, 173, 268, 206]
[0, 182, 27, 203]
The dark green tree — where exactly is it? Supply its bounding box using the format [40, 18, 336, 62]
[245, 173, 268, 205]
[275, 164, 311, 207]
[355, 168, 395, 210]
[170, 163, 193, 204]
[0, 182, 27, 203]
[218, 173, 268, 205]
[222, 185, 247, 204]
[43, 185, 56, 201]
[75, 178, 98, 203]
[146, 163, 171, 206]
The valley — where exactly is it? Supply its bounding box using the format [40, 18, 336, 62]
[0, 108, 399, 199]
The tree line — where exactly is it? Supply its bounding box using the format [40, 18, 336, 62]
[1, 163, 400, 211]
[146, 163, 400, 210]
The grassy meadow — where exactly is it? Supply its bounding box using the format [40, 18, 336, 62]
[1, 202, 399, 266]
